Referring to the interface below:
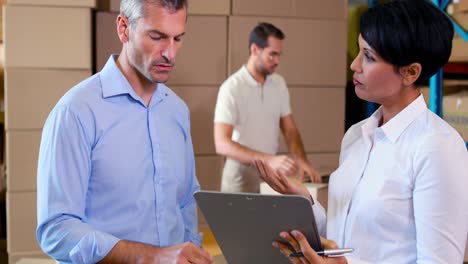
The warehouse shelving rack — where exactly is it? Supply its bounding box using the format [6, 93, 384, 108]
[366, 0, 468, 149]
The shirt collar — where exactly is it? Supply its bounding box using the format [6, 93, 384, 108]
[100, 54, 138, 99]
[361, 107, 382, 145]
[362, 94, 427, 144]
[380, 94, 426, 143]
[99, 54, 168, 107]
[239, 65, 272, 87]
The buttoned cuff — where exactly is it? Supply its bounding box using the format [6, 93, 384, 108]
[186, 231, 203, 247]
[69, 231, 121, 264]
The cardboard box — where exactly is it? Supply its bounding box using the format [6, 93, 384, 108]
[0, 43, 4, 67]
[169, 15, 228, 85]
[306, 153, 339, 177]
[455, 0, 468, 13]
[15, 258, 56, 264]
[1, 4, 4, 43]
[97, 0, 230, 15]
[96, 13, 227, 85]
[95, 12, 120, 72]
[195, 155, 224, 191]
[229, 16, 347, 87]
[96, 0, 119, 12]
[232, 0, 346, 19]
[452, 9, 468, 27]
[450, 38, 468, 62]
[9, 253, 53, 264]
[4, 5, 92, 69]
[8, 0, 95, 7]
[6, 130, 41, 192]
[449, 12, 468, 62]
[277, 87, 345, 153]
[172, 86, 219, 155]
[419, 85, 464, 106]
[188, 0, 230, 15]
[5, 68, 91, 130]
[443, 91, 468, 141]
[6, 191, 40, 253]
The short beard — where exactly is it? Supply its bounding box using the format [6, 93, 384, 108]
[257, 64, 274, 77]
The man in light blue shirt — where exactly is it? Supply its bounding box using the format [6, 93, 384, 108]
[36, 0, 212, 263]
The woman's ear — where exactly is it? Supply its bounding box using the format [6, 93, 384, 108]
[399, 63, 422, 87]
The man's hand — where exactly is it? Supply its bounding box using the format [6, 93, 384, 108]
[297, 159, 322, 183]
[99, 240, 212, 264]
[155, 242, 213, 264]
[264, 155, 298, 177]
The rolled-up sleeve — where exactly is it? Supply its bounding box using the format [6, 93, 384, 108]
[37, 106, 119, 263]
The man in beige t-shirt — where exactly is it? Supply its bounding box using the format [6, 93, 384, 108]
[214, 22, 321, 193]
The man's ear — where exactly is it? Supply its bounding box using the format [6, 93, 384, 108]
[116, 15, 130, 43]
[250, 43, 260, 56]
[399, 63, 422, 87]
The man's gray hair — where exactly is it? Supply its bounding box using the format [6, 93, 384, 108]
[120, 0, 188, 27]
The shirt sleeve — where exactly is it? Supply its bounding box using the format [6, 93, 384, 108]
[346, 256, 371, 264]
[36, 106, 120, 263]
[311, 201, 327, 237]
[181, 111, 203, 247]
[214, 82, 237, 125]
[411, 133, 468, 263]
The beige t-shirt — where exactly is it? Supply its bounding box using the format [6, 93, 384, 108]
[214, 65, 292, 155]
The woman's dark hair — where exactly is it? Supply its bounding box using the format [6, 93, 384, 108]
[248, 22, 285, 50]
[360, 0, 454, 86]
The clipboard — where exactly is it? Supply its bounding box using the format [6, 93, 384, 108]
[195, 191, 323, 264]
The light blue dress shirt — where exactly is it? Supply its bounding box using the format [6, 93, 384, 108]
[36, 55, 201, 263]
[328, 95, 468, 263]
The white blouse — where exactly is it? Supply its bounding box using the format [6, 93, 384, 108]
[327, 95, 468, 263]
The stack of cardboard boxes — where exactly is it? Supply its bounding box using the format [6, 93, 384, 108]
[4, 0, 94, 262]
[450, 0, 468, 61]
[0, 0, 6, 202]
[4, 0, 347, 262]
[444, 1, 468, 151]
[0, 1, 6, 263]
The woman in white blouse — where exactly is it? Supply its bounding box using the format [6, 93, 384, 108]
[257, 0, 468, 263]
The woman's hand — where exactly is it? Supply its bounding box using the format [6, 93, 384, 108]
[254, 160, 311, 200]
[272, 230, 347, 264]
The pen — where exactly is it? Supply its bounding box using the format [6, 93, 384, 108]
[289, 251, 325, 258]
[289, 248, 353, 258]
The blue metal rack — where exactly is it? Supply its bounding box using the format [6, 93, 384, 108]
[366, 0, 468, 149]
[432, 0, 468, 149]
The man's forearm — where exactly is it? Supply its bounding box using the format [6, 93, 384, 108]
[215, 139, 270, 164]
[284, 130, 307, 161]
[99, 240, 212, 264]
[99, 240, 159, 264]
